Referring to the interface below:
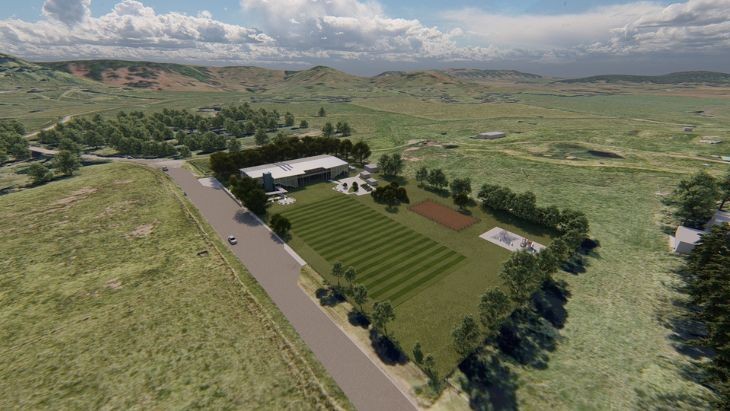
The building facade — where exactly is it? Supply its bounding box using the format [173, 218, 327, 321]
[240, 155, 349, 189]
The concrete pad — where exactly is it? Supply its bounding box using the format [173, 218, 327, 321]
[480, 227, 545, 253]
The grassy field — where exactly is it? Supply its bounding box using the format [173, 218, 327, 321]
[273, 180, 553, 376]
[0, 163, 350, 409]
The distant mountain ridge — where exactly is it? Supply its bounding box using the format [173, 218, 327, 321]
[560, 71, 730, 85]
[3, 53, 730, 91]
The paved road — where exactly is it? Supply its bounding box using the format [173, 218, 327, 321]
[167, 167, 416, 411]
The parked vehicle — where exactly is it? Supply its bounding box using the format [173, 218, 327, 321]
[227, 235, 238, 245]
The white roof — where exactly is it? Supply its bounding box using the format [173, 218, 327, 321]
[674, 226, 704, 244]
[479, 131, 506, 136]
[241, 155, 347, 180]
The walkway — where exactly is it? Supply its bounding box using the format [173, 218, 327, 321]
[166, 167, 416, 411]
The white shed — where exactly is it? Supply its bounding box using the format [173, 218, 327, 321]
[364, 163, 379, 173]
[671, 226, 705, 254]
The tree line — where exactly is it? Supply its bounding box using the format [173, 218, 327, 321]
[210, 136, 371, 183]
[683, 224, 730, 409]
[448, 184, 589, 361]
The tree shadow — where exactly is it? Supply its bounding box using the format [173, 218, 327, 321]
[496, 307, 560, 370]
[382, 175, 408, 186]
[369, 329, 407, 365]
[315, 287, 345, 307]
[487, 207, 557, 239]
[423, 186, 450, 198]
[348, 309, 371, 329]
[234, 209, 262, 227]
[459, 352, 519, 411]
[531, 278, 570, 329]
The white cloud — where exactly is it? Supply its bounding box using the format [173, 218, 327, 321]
[0, 0, 728, 71]
[1, 0, 274, 63]
[42, 0, 91, 26]
[240, 0, 467, 59]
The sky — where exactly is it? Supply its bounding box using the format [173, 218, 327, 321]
[0, 0, 728, 77]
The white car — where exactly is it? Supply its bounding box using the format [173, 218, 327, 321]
[227, 235, 238, 245]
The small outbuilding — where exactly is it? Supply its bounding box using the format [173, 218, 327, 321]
[366, 178, 378, 187]
[360, 170, 371, 179]
[671, 226, 704, 254]
[364, 163, 379, 173]
[474, 131, 506, 140]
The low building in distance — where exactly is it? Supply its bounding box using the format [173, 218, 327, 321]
[364, 163, 379, 173]
[240, 155, 349, 189]
[671, 210, 730, 254]
[474, 131, 507, 140]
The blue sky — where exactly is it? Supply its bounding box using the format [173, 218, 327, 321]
[0, 0, 728, 76]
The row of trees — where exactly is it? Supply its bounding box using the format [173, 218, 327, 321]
[0, 120, 29, 162]
[415, 166, 472, 209]
[322, 121, 352, 138]
[210, 137, 371, 183]
[670, 170, 730, 228]
[447, 186, 590, 363]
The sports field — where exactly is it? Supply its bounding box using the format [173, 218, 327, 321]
[282, 195, 466, 305]
[409, 199, 479, 231]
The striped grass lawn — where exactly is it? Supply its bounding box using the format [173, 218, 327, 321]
[282, 195, 465, 306]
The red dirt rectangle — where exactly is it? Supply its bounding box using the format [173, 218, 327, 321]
[408, 199, 479, 231]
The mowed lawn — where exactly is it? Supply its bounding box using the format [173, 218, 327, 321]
[282, 195, 466, 306]
[0, 163, 349, 410]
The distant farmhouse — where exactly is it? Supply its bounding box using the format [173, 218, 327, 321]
[671, 210, 730, 254]
[473, 131, 507, 140]
[240, 155, 348, 190]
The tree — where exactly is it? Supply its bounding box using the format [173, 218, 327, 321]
[351, 141, 371, 164]
[339, 139, 353, 160]
[344, 266, 357, 290]
[177, 145, 192, 158]
[500, 251, 540, 304]
[27, 163, 54, 185]
[352, 284, 368, 313]
[351, 181, 359, 192]
[229, 175, 268, 215]
[478, 288, 511, 334]
[719, 168, 730, 210]
[53, 150, 81, 176]
[331, 261, 344, 288]
[412, 342, 424, 365]
[378, 154, 404, 177]
[227, 138, 241, 153]
[372, 300, 395, 336]
[423, 354, 439, 388]
[452, 191, 470, 210]
[452, 315, 481, 357]
[340, 122, 352, 137]
[415, 166, 429, 186]
[299, 119, 309, 129]
[318, 107, 326, 117]
[254, 128, 269, 145]
[372, 182, 409, 207]
[450, 177, 472, 196]
[284, 112, 295, 127]
[322, 122, 335, 138]
[270, 213, 291, 238]
[427, 168, 448, 190]
[672, 171, 720, 228]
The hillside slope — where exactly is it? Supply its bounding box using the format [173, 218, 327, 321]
[0, 54, 94, 88]
[561, 71, 730, 85]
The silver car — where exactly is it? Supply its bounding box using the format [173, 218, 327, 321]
[227, 235, 238, 245]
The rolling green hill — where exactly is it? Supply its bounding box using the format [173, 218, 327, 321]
[560, 71, 730, 85]
[0, 54, 93, 88]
